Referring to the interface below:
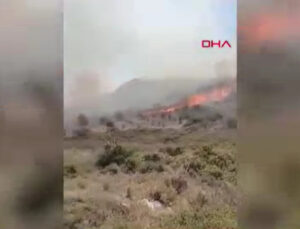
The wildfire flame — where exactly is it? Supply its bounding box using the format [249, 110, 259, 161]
[141, 84, 233, 117]
[240, 10, 300, 52]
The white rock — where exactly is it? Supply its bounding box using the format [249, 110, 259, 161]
[140, 199, 163, 211]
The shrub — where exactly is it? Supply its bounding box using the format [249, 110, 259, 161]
[190, 144, 235, 180]
[161, 207, 237, 229]
[208, 154, 229, 169]
[96, 143, 167, 174]
[167, 212, 202, 229]
[64, 165, 77, 178]
[204, 165, 223, 180]
[124, 157, 139, 173]
[106, 121, 115, 129]
[202, 145, 214, 155]
[171, 177, 188, 194]
[96, 145, 133, 168]
[165, 147, 184, 156]
[139, 161, 164, 174]
[194, 145, 215, 161]
[96, 143, 152, 174]
[149, 188, 176, 206]
[99, 116, 109, 125]
[185, 160, 205, 177]
[187, 148, 229, 180]
[143, 153, 161, 162]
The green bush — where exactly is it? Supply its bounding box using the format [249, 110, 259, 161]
[204, 165, 223, 180]
[188, 144, 237, 182]
[208, 154, 228, 169]
[96, 144, 166, 174]
[96, 145, 133, 168]
[170, 177, 188, 194]
[185, 160, 205, 176]
[165, 147, 184, 156]
[139, 161, 164, 174]
[202, 145, 214, 156]
[125, 157, 140, 173]
[160, 207, 237, 229]
[143, 153, 161, 162]
[149, 188, 176, 207]
[64, 165, 77, 178]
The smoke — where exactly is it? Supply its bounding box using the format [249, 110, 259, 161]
[64, 0, 236, 120]
[65, 71, 104, 110]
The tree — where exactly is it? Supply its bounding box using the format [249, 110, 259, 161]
[106, 121, 115, 129]
[99, 117, 108, 125]
[77, 113, 89, 127]
[179, 116, 183, 125]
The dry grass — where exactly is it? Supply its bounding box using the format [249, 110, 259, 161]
[64, 127, 238, 229]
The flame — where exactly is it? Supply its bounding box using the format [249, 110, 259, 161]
[240, 11, 300, 52]
[141, 85, 233, 117]
[187, 87, 232, 107]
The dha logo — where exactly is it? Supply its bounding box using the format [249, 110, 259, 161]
[201, 40, 231, 48]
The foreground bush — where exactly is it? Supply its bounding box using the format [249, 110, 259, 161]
[64, 165, 77, 178]
[96, 145, 133, 168]
[160, 207, 237, 229]
[185, 145, 236, 183]
[165, 147, 184, 156]
[103, 207, 237, 229]
[96, 145, 164, 174]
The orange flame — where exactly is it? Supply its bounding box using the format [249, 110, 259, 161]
[141, 85, 233, 117]
[187, 87, 232, 107]
[240, 11, 300, 52]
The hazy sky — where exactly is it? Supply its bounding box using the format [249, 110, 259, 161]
[64, 0, 236, 100]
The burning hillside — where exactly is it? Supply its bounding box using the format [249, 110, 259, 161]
[140, 82, 234, 118]
[239, 2, 300, 53]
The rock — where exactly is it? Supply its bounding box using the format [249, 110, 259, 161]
[140, 199, 163, 211]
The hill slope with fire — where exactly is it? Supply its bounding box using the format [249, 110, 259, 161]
[88, 78, 236, 133]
